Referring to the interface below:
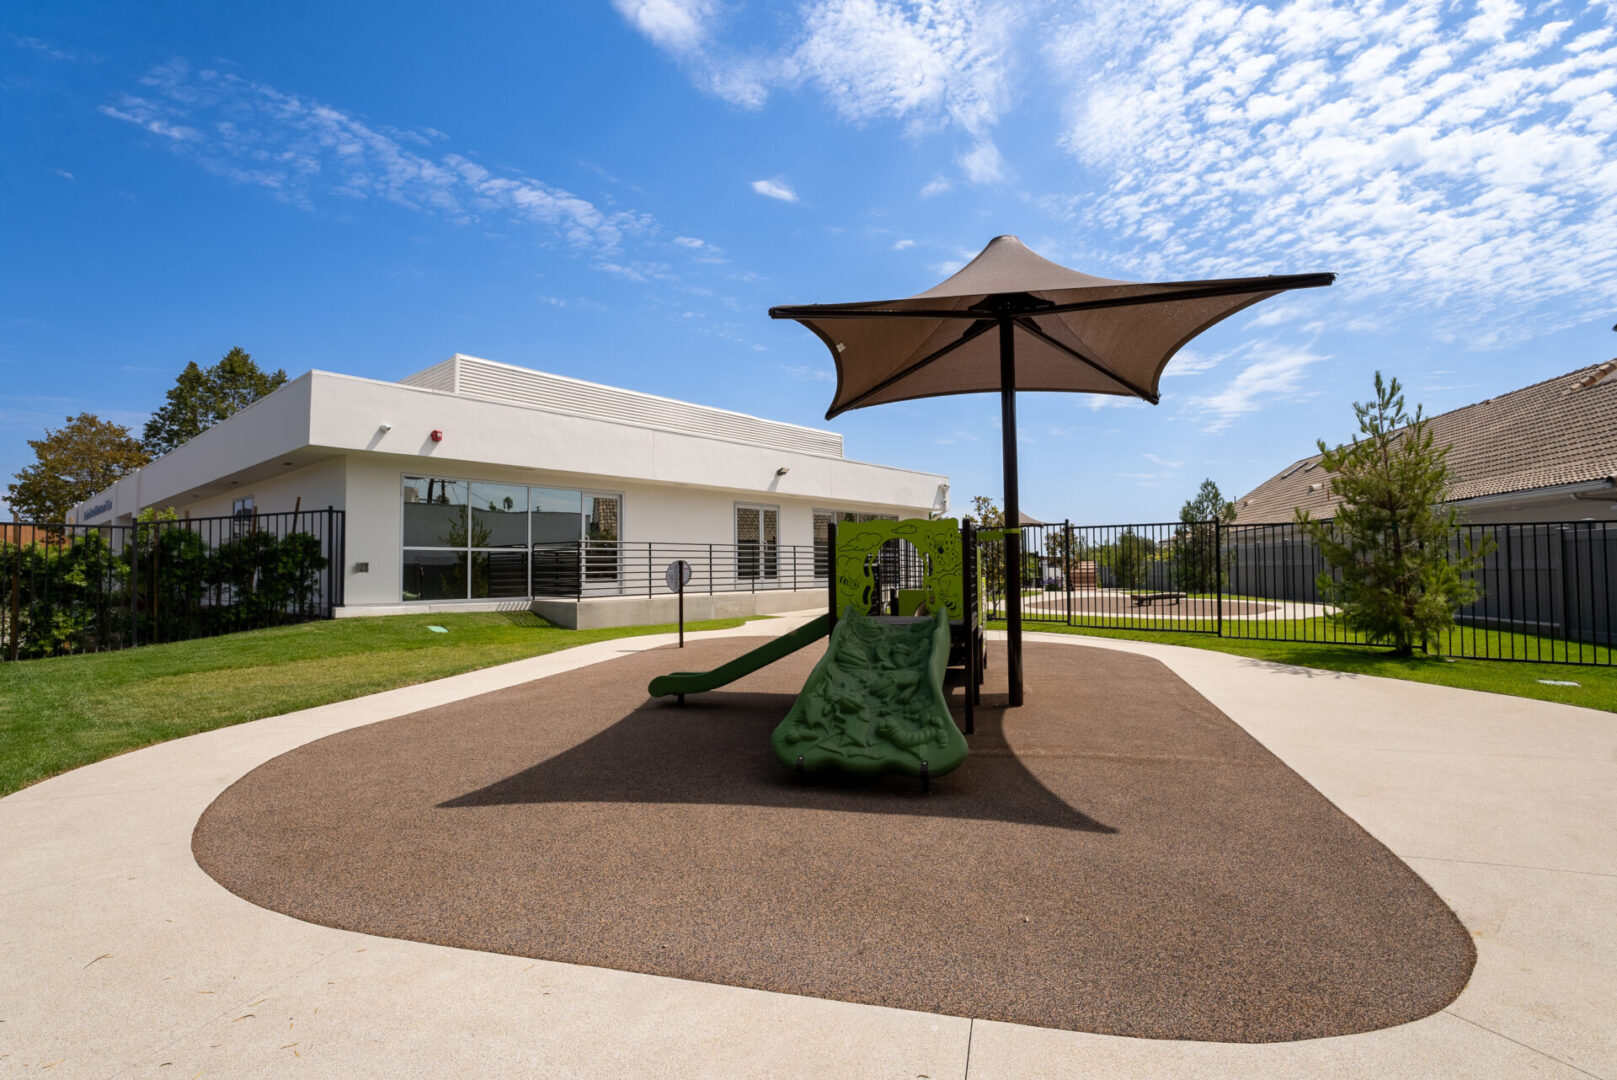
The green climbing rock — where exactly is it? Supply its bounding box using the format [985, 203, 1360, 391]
[772, 606, 968, 780]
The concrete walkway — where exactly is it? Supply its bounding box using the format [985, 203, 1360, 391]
[2, 617, 1612, 1079]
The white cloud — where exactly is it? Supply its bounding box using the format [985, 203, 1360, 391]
[1160, 348, 1220, 377]
[11, 35, 77, 61]
[1042, 0, 1617, 341]
[101, 61, 651, 262]
[1188, 346, 1323, 433]
[673, 235, 706, 248]
[892, 238, 915, 250]
[1143, 452, 1182, 469]
[919, 176, 952, 198]
[613, 0, 1015, 173]
[783, 363, 835, 381]
[50, 168, 74, 180]
[611, 0, 715, 54]
[957, 138, 1007, 184]
[99, 96, 201, 141]
[751, 177, 799, 202]
[790, 0, 1009, 135]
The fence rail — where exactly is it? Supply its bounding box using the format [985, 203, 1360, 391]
[526, 541, 835, 599]
[983, 517, 1615, 667]
[2, 510, 345, 661]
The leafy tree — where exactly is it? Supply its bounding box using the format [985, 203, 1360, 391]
[1102, 528, 1156, 590]
[1296, 372, 1492, 657]
[6, 413, 150, 522]
[142, 347, 288, 456]
[1174, 478, 1237, 593]
[968, 494, 1004, 530]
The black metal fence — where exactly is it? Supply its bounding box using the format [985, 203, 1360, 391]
[522, 541, 829, 598]
[514, 538, 934, 600]
[985, 518, 1615, 666]
[2, 510, 345, 661]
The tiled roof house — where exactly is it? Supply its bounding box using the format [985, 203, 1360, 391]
[1235, 361, 1617, 525]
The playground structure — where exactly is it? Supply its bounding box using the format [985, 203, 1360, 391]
[648, 518, 983, 789]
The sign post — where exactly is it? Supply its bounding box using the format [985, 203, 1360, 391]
[665, 559, 692, 647]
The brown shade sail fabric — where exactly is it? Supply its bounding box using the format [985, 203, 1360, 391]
[770, 235, 1334, 418]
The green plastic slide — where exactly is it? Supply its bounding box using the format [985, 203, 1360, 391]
[647, 614, 831, 698]
[772, 607, 968, 781]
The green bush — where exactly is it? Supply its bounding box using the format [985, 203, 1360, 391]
[1, 531, 126, 658]
[3, 520, 332, 658]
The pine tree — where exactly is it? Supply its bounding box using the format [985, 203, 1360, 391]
[1297, 372, 1492, 657]
[6, 413, 151, 521]
[142, 347, 288, 456]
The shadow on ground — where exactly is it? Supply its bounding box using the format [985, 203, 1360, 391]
[441, 687, 1115, 833]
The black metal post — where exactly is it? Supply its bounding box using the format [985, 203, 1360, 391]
[130, 520, 139, 648]
[1216, 519, 1224, 638]
[998, 317, 1024, 706]
[1063, 520, 1073, 628]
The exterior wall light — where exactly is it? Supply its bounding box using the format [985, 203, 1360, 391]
[430, 430, 444, 442]
[378, 422, 392, 432]
[776, 466, 790, 476]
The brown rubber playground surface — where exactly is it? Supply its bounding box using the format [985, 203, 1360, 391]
[193, 638, 1474, 1042]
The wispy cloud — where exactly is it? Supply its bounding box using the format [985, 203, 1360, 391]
[782, 363, 834, 381]
[100, 59, 655, 262]
[1188, 345, 1324, 432]
[1143, 452, 1182, 469]
[10, 35, 81, 61]
[751, 177, 799, 202]
[892, 238, 915, 250]
[616, 0, 1014, 186]
[1160, 348, 1220, 377]
[919, 176, 952, 198]
[1042, 0, 1617, 339]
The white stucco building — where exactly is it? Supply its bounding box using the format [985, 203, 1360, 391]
[72, 354, 949, 626]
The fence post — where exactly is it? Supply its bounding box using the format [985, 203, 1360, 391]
[1062, 521, 1073, 627]
[1216, 520, 1224, 638]
[130, 521, 140, 648]
[7, 522, 19, 662]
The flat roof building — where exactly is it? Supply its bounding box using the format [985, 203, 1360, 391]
[72, 354, 950, 625]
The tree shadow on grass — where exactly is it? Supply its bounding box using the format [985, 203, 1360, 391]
[441, 688, 1115, 833]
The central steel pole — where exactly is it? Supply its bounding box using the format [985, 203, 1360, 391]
[998, 317, 1024, 706]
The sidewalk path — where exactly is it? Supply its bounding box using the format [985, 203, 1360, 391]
[2, 616, 1612, 1078]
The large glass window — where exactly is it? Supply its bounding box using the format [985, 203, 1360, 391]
[530, 487, 584, 596]
[403, 477, 469, 547]
[402, 476, 623, 602]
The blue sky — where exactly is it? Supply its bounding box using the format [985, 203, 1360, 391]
[3, 0, 1614, 523]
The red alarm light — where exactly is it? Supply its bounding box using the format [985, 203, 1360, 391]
[430, 429, 444, 442]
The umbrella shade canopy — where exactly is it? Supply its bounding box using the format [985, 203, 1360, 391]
[771, 235, 1334, 418]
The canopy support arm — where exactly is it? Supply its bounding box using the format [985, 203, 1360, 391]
[1012, 317, 1160, 404]
[832, 318, 995, 416]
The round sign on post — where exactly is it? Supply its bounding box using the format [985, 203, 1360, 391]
[666, 559, 692, 648]
[665, 559, 692, 592]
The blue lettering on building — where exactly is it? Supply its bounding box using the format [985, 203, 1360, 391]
[82, 500, 113, 520]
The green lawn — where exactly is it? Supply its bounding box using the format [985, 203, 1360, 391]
[993, 619, 1617, 712]
[0, 612, 746, 797]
